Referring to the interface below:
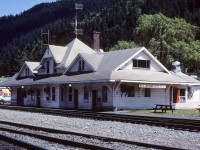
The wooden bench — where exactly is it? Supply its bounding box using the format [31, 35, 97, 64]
[153, 104, 174, 113]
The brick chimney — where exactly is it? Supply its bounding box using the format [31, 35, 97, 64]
[93, 31, 100, 52]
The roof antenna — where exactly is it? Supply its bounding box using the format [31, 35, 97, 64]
[74, 3, 83, 38]
[41, 29, 50, 46]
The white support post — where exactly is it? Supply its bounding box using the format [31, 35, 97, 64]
[165, 84, 172, 104]
[114, 81, 121, 95]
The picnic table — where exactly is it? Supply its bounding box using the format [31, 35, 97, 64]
[153, 104, 174, 113]
[197, 105, 200, 112]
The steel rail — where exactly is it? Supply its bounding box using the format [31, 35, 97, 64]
[0, 120, 186, 150]
[0, 134, 46, 150]
[0, 105, 200, 131]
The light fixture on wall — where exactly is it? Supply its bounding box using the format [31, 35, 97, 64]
[21, 86, 24, 89]
[69, 84, 72, 87]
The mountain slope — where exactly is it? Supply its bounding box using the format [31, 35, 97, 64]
[0, 0, 200, 76]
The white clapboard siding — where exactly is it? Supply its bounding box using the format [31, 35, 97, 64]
[69, 58, 92, 72]
[64, 83, 113, 110]
[40, 85, 60, 108]
[38, 58, 55, 75]
[20, 66, 31, 77]
[174, 101, 200, 109]
[120, 51, 165, 72]
[113, 85, 170, 109]
[172, 85, 200, 109]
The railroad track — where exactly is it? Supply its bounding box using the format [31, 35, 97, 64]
[0, 105, 200, 131]
[0, 120, 185, 150]
[0, 134, 45, 150]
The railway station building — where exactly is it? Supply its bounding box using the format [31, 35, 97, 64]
[1, 35, 200, 110]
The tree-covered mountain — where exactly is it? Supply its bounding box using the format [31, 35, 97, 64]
[0, 0, 200, 76]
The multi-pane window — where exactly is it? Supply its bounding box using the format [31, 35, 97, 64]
[68, 86, 72, 101]
[128, 86, 135, 97]
[145, 88, 151, 97]
[133, 59, 150, 68]
[46, 60, 50, 73]
[179, 89, 186, 102]
[78, 60, 85, 71]
[25, 68, 29, 76]
[52, 87, 55, 101]
[46, 87, 50, 100]
[54, 61, 57, 74]
[61, 88, 64, 102]
[84, 87, 89, 102]
[102, 86, 108, 102]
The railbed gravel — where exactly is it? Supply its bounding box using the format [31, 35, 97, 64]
[0, 140, 26, 150]
[0, 124, 151, 150]
[0, 130, 84, 150]
[0, 109, 199, 150]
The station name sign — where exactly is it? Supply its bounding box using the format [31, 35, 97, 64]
[139, 84, 166, 89]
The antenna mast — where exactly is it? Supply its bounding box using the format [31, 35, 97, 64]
[41, 29, 50, 46]
[74, 3, 83, 38]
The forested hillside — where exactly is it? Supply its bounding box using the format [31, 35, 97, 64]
[0, 0, 200, 76]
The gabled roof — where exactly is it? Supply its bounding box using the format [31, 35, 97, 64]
[48, 45, 67, 64]
[17, 61, 40, 79]
[171, 72, 200, 84]
[65, 47, 142, 75]
[2, 37, 200, 87]
[65, 54, 98, 73]
[56, 38, 96, 69]
[114, 47, 170, 74]
[25, 61, 40, 74]
[97, 48, 143, 75]
[0, 73, 34, 86]
[79, 53, 104, 71]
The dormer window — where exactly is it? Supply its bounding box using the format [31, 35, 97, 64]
[46, 60, 50, 73]
[78, 60, 85, 71]
[54, 61, 57, 74]
[133, 59, 150, 68]
[25, 68, 29, 76]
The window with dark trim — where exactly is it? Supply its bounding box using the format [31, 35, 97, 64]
[46, 87, 50, 100]
[23, 91, 27, 98]
[54, 61, 57, 74]
[52, 87, 55, 101]
[128, 86, 135, 97]
[68, 86, 72, 101]
[102, 86, 108, 102]
[46, 60, 50, 73]
[61, 88, 64, 102]
[133, 59, 150, 68]
[78, 60, 85, 71]
[84, 87, 89, 102]
[25, 68, 29, 76]
[180, 89, 185, 96]
[145, 88, 151, 97]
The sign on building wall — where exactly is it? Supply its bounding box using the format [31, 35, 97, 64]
[139, 83, 166, 89]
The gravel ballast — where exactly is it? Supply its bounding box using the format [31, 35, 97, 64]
[0, 140, 26, 150]
[0, 109, 199, 150]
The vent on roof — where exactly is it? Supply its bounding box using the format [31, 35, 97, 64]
[172, 61, 181, 73]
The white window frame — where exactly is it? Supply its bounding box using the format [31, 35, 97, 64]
[25, 68, 29, 76]
[78, 60, 85, 71]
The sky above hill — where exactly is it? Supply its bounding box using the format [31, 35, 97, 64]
[0, 0, 57, 17]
